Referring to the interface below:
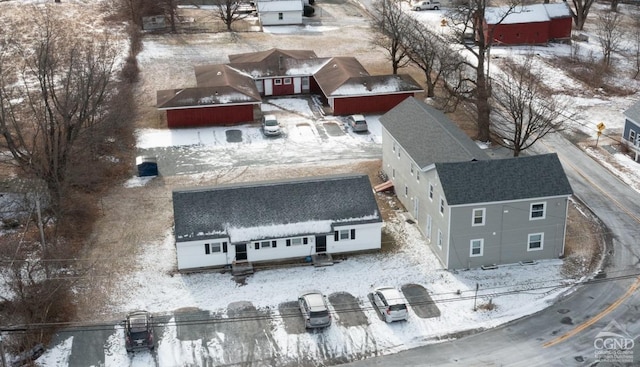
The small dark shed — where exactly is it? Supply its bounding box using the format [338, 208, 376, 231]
[136, 156, 158, 177]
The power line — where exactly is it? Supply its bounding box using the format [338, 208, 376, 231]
[2, 269, 639, 334]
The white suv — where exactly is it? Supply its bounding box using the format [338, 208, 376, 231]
[298, 290, 332, 328]
[373, 286, 409, 323]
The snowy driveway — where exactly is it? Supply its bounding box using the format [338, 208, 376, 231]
[137, 98, 383, 176]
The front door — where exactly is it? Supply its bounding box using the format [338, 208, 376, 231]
[235, 243, 247, 261]
[315, 235, 327, 253]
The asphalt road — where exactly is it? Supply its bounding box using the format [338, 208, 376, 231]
[343, 130, 640, 366]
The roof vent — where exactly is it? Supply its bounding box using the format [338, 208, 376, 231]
[217, 71, 222, 76]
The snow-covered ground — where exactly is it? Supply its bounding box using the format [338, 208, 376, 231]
[3, 0, 640, 365]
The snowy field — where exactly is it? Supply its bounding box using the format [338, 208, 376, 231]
[2, 0, 640, 365]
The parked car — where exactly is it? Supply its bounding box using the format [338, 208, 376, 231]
[262, 114, 282, 136]
[10, 344, 45, 367]
[298, 290, 332, 328]
[347, 114, 368, 132]
[412, 0, 440, 10]
[372, 286, 409, 323]
[124, 310, 155, 352]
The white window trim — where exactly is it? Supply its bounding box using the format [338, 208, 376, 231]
[630, 129, 636, 143]
[405, 185, 409, 197]
[470, 239, 484, 257]
[426, 215, 432, 240]
[527, 233, 544, 251]
[283, 77, 292, 85]
[428, 183, 434, 201]
[437, 229, 443, 249]
[339, 229, 350, 240]
[472, 208, 486, 226]
[274, 78, 282, 85]
[410, 164, 414, 176]
[439, 197, 445, 216]
[416, 170, 420, 182]
[530, 202, 546, 220]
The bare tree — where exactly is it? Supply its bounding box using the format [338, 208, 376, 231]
[0, 10, 118, 211]
[595, 11, 623, 67]
[402, 16, 459, 98]
[565, 0, 596, 30]
[490, 58, 571, 157]
[444, 0, 517, 141]
[370, 0, 412, 74]
[634, 19, 640, 79]
[213, 0, 251, 31]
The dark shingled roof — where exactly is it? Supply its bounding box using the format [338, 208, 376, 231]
[379, 97, 489, 168]
[228, 48, 317, 64]
[435, 153, 573, 205]
[624, 100, 640, 124]
[157, 65, 261, 109]
[172, 174, 381, 242]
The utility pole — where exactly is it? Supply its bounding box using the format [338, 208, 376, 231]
[473, 283, 479, 311]
[0, 333, 7, 367]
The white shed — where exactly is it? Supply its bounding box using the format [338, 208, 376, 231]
[257, 0, 303, 26]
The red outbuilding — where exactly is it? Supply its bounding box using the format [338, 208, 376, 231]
[157, 49, 423, 128]
[482, 3, 572, 46]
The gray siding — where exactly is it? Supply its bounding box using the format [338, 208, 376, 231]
[447, 197, 569, 269]
[381, 130, 451, 267]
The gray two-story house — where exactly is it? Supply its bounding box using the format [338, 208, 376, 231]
[622, 100, 640, 162]
[380, 97, 573, 269]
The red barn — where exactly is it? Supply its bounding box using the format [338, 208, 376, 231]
[483, 3, 572, 45]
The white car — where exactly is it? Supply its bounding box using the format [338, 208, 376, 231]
[262, 114, 281, 136]
[347, 114, 368, 132]
[372, 286, 409, 323]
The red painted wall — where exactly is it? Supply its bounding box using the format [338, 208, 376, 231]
[166, 105, 255, 128]
[271, 77, 295, 96]
[548, 17, 572, 40]
[333, 93, 415, 115]
[486, 22, 549, 45]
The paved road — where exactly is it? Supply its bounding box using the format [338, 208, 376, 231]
[343, 130, 640, 366]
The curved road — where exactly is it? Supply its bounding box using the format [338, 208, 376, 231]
[344, 131, 640, 366]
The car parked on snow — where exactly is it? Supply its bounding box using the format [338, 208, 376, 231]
[372, 286, 409, 323]
[124, 310, 155, 352]
[262, 114, 282, 136]
[10, 344, 45, 367]
[347, 114, 368, 132]
[412, 0, 440, 10]
[298, 290, 332, 328]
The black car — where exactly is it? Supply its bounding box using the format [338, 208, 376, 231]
[125, 310, 155, 352]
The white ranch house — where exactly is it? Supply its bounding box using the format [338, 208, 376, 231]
[172, 174, 382, 271]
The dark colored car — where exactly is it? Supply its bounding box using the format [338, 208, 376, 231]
[125, 310, 155, 352]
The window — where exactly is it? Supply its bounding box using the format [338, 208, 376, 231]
[254, 241, 275, 249]
[410, 164, 414, 176]
[284, 77, 292, 85]
[392, 142, 396, 152]
[416, 171, 420, 182]
[392, 168, 395, 179]
[630, 130, 636, 144]
[397, 150, 401, 159]
[470, 239, 483, 257]
[426, 215, 432, 240]
[439, 198, 445, 215]
[428, 183, 434, 200]
[287, 237, 308, 246]
[405, 185, 408, 197]
[274, 78, 282, 85]
[530, 202, 546, 220]
[334, 229, 356, 241]
[278, 12, 283, 19]
[437, 230, 443, 249]
[204, 242, 222, 254]
[472, 208, 486, 226]
[528, 233, 544, 251]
